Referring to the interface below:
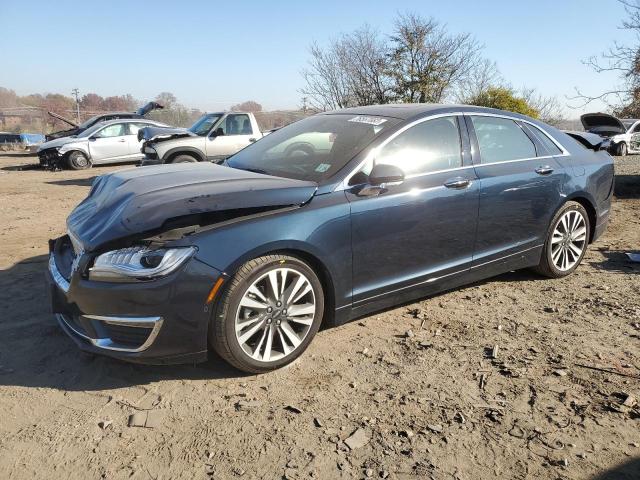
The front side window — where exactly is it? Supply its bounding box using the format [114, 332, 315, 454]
[471, 116, 536, 163]
[94, 123, 126, 138]
[375, 116, 462, 175]
[216, 114, 253, 136]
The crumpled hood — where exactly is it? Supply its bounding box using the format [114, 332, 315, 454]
[138, 125, 195, 143]
[67, 163, 317, 252]
[38, 136, 83, 151]
[580, 113, 626, 135]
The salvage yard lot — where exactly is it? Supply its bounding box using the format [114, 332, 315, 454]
[0, 154, 638, 480]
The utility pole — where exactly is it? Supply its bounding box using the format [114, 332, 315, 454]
[71, 88, 80, 124]
[301, 96, 308, 113]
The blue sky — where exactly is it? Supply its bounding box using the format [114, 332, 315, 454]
[0, 0, 633, 116]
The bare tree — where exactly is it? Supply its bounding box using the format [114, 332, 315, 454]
[453, 58, 502, 103]
[572, 0, 640, 110]
[520, 88, 566, 126]
[389, 13, 484, 103]
[301, 26, 391, 110]
[231, 100, 263, 112]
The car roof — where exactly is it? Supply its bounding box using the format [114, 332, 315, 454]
[321, 103, 537, 122]
[96, 118, 165, 127]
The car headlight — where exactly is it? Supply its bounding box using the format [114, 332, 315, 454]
[89, 246, 196, 282]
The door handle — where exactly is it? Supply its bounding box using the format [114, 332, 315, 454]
[249, 138, 257, 143]
[535, 165, 554, 175]
[118, 139, 127, 142]
[443, 178, 471, 189]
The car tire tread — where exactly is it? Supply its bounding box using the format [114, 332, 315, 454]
[209, 254, 324, 373]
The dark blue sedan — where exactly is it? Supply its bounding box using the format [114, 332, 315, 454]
[47, 105, 614, 372]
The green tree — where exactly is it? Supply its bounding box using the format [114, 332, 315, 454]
[466, 87, 539, 118]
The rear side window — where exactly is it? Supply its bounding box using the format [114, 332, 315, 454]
[95, 123, 126, 138]
[471, 116, 536, 163]
[218, 114, 253, 136]
[528, 125, 563, 155]
[375, 116, 462, 175]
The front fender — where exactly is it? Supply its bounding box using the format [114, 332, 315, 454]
[160, 146, 206, 163]
[189, 191, 352, 310]
[59, 142, 90, 158]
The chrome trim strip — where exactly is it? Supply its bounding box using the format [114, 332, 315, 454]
[462, 111, 570, 156]
[335, 110, 571, 192]
[352, 244, 544, 308]
[471, 155, 555, 169]
[56, 313, 164, 353]
[48, 254, 70, 293]
[470, 244, 543, 270]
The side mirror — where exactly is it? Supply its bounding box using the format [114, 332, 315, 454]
[369, 163, 404, 186]
[88, 136, 97, 141]
[211, 127, 224, 138]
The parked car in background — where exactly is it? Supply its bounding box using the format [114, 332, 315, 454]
[48, 105, 614, 373]
[45, 101, 164, 141]
[0, 132, 45, 152]
[139, 111, 263, 165]
[38, 119, 167, 169]
[581, 112, 640, 156]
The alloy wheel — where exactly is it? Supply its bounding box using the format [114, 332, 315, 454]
[550, 210, 587, 271]
[234, 267, 316, 362]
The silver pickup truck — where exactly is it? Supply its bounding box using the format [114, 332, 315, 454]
[139, 112, 263, 165]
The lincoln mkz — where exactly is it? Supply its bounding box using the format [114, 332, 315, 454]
[47, 105, 614, 373]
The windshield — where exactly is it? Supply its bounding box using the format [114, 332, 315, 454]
[227, 114, 399, 182]
[623, 119, 638, 131]
[78, 115, 102, 130]
[189, 114, 222, 136]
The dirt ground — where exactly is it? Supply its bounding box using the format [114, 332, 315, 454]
[0, 153, 638, 480]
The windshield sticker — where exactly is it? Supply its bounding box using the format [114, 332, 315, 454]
[315, 163, 331, 173]
[349, 116, 387, 126]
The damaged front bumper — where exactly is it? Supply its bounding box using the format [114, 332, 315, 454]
[47, 235, 220, 364]
[38, 147, 64, 169]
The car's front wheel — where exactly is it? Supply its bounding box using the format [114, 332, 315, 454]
[67, 151, 91, 170]
[616, 142, 627, 156]
[534, 201, 590, 278]
[210, 255, 324, 373]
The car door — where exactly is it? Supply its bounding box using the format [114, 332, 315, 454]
[206, 114, 256, 161]
[88, 123, 130, 163]
[125, 123, 149, 160]
[346, 115, 479, 310]
[466, 114, 566, 269]
[629, 122, 640, 153]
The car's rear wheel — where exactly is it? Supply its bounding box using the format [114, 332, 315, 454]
[210, 255, 324, 373]
[67, 151, 91, 170]
[171, 154, 198, 163]
[534, 201, 590, 278]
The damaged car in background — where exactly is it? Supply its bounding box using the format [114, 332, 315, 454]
[581, 112, 640, 156]
[45, 101, 164, 141]
[139, 111, 263, 165]
[47, 104, 614, 373]
[38, 119, 167, 170]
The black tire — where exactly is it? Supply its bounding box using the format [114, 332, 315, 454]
[171, 154, 198, 163]
[209, 254, 325, 373]
[66, 151, 91, 170]
[533, 201, 590, 278]
[616, 142, 627, 156]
